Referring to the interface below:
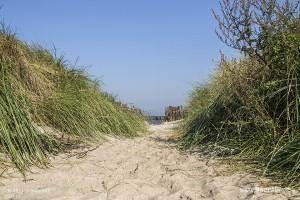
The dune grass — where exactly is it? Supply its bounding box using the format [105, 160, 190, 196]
[180, 18, 300, 186]
[0, 25, 146, 173]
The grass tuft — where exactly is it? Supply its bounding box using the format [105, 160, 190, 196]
[180, 28, 300, 186]
[0, 24, 146, 173]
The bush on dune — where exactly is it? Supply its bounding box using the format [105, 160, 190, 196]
[0, 25, 146, 173]
[181, 0, 300, 185]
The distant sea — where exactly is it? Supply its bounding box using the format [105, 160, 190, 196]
[147, 116, 165, 125]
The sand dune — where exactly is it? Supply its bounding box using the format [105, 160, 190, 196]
[0, 122, 298, 200]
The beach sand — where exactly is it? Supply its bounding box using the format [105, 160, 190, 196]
[0, 122, 298, 200]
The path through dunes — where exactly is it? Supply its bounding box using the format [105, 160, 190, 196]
[0, 122, 298, 200]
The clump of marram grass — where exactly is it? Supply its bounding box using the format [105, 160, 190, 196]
[181, 0, 300, 186]
[180, 30, 300, 186]
[0, 56, 50, 172]
[0, 25, 146, 174]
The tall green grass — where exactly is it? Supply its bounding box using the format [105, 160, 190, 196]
[181, 22, 300, 186]
[0, 26, 146, 173]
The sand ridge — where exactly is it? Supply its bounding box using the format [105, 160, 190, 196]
[0, 122, 298, 200]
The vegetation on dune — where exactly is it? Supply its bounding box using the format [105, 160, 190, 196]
[0, 25, 146, 173]
[181, 0, 300, 186]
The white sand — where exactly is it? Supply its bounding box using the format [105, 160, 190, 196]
[0, 122, 298, 200]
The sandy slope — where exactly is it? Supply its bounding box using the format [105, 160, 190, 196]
[0, 122, 299, 200]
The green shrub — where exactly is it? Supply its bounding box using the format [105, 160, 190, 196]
[181, 0, 300, 186]
[181, 31, 300, 185]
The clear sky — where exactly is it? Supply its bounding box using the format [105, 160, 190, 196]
[1, 0, 236, 115]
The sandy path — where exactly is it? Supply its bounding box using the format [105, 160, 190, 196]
[0, 122, 298, 200]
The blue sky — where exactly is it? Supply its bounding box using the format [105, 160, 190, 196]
[1, 0, 236, 115]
